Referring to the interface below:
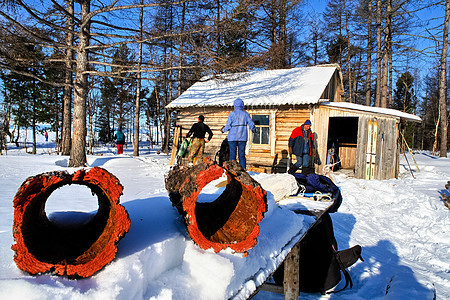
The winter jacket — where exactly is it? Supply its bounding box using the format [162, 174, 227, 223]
[288, 125, 314, 156]
[115, 130, 125, 145]
[222, 98, 256, 142]
[187, 122, 213, 141]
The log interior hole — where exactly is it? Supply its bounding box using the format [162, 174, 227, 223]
[195, 176, 256, 243]
[22, 183, 111, 264]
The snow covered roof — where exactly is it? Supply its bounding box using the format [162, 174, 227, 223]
[166, 65, 340, 109]
[321, 101, 422, 122]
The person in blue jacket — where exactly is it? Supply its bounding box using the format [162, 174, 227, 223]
[221, 98, 256, 169]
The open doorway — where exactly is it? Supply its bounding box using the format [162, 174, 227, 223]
[327, 117, 359, 170]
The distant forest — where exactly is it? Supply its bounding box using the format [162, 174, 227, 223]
[0, 0, 448, 166]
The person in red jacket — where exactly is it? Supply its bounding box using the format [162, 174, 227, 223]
[288, 119, 315, 175]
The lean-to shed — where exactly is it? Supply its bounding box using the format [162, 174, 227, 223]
[166, 64, 421, 179]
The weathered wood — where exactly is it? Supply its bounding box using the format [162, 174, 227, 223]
[170, 126, 181, 165]
[165, 160, 268, 253]
[259, 282, 284, 294]
[340, 145, 357, 169]
[12, 167, 131, 278]
[283, 243, 300, 299]
[172, 102, 406, 179]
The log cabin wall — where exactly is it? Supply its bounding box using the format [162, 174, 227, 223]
[173, 106, 312, 172]
[173, 104, 401, 179]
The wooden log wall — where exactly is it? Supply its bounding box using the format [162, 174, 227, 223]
[173, 104, 401, 179]
[173, 106, 312, 172]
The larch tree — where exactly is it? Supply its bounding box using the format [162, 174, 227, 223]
[437, 0, 449, 156]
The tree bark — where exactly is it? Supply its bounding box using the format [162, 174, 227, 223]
[61, 0, 74, 156]
[69, 0, 90, 167]
[133, 0, 143, 157]
[381, 0, 391, 108]
[439, 0, 449, 157]
[165, 160, 267, 253]
[12, 167, 130, 278]
[366, 0, 372, 106]
[376, 0, 382, 107]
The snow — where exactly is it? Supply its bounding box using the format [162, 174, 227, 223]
[0, 134, 449, 300]
[320, 101, 422, 122]
[166, 65, 339, 108]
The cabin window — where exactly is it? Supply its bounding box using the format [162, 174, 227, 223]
[252, 115, 270, 144]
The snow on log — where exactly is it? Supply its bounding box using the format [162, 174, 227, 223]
[11, 167, 131, 278]
[165, 160, 268, 253]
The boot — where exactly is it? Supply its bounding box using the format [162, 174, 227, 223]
[288, 165, 299, 174]
[336, 245, 364, 268]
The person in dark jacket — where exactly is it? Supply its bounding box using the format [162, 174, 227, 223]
[186, 115, 213, 165]
[288, 119, 315, 175]
[221, 98, 256, 169]
[114, 127, 125, 154]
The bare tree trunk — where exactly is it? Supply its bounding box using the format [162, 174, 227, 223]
[388, 45, 393, 107]
[433, 111, 440, 155]
[178, 2, 186, 97]
[87, 93, 95, 155]
[439, 0, 449, 157]
[365, 0, 372, 106]
[381, 0, 391, 108]
[62, 0, 74, 156]
[133, 0, 143, 157]
[69, 0, 90, 167]
[376, 0, 382, 107]
[32, 113, 36, 154]
[344, 0, 353, 103]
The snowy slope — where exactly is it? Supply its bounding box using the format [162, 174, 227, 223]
[0, 136, 448, 300]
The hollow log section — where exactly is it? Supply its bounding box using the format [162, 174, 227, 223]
[165, 160, 268, 253]
[12, 167, 131, 278]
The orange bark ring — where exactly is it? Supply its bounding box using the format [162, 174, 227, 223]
[12, 167, 131, 278]
[165, 160, 267, 253]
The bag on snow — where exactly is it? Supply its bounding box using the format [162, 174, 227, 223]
[292, 173, 343, 213]
[215, 138, 230, 166]
[272, 213, 363, 294]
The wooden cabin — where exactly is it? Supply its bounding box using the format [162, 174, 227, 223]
[166, 64, 421, 179]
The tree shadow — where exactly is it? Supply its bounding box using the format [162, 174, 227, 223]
[89, 156, 124, 167]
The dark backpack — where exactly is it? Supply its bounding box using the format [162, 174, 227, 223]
[273, 213, 363, 294]
[116, 131, 125, 143]
[215, 138, 230, 166]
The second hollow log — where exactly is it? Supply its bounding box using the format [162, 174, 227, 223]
[12, 167, 131, 278]
[165, 160, 268, 253]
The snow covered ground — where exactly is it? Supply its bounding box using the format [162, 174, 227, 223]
[0, 134, 448, 299]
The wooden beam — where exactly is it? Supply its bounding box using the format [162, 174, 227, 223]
[283, 243, 300, 299]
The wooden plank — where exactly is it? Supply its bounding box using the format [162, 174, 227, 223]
[169, 126, 181, 165]
[340, 146, 356, 169]
[355, 115, 368, 179]
[259, 283, 284, 294]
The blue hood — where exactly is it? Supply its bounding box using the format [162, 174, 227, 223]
[234, 98, 244, 111]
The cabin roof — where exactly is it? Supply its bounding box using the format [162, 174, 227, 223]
[166, 65, 340, 109]
[321, 101, 422, 122]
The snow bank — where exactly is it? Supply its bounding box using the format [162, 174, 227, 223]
[0, 139, 448, 299]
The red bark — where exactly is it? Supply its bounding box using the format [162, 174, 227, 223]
[12, 167, 130, 278]
[165, 160, 267, 253]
